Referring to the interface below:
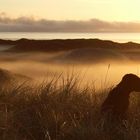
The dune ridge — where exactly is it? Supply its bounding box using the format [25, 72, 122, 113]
[0, 38, 140, 52]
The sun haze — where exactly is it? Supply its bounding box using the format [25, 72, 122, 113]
[0, 0, 140, 21]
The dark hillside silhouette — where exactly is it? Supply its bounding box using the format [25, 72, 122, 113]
[0, 38, 140, 52]
[0, 68, 31, 85]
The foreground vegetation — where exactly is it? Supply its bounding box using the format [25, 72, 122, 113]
[1, 76, 140, 140]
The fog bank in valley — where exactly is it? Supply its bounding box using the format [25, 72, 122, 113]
[0, 45, 140, 89]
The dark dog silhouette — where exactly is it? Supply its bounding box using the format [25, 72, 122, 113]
[101, 74, 140, 119]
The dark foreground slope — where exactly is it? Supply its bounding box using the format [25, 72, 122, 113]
[0, 68, 31, 86]
[1, 38, 140, 52]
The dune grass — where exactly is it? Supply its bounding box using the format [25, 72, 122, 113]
[0, 75, 140, 140]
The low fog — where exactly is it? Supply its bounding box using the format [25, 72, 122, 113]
[0, 45, 140, 89]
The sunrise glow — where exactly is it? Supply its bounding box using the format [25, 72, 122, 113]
[0, 0, 140, 21]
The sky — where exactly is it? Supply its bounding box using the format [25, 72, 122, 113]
[0, 0, 140, 32]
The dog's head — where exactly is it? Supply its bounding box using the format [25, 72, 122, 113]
[120, 74, 140, 92]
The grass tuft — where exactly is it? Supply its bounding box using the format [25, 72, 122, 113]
[0, 76, 139, 140]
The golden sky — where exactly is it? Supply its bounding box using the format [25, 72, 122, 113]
[1, 0, 140, 21]
[1, 0, 140, 32]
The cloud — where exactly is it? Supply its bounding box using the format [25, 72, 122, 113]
[0, 13, 140, 32]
